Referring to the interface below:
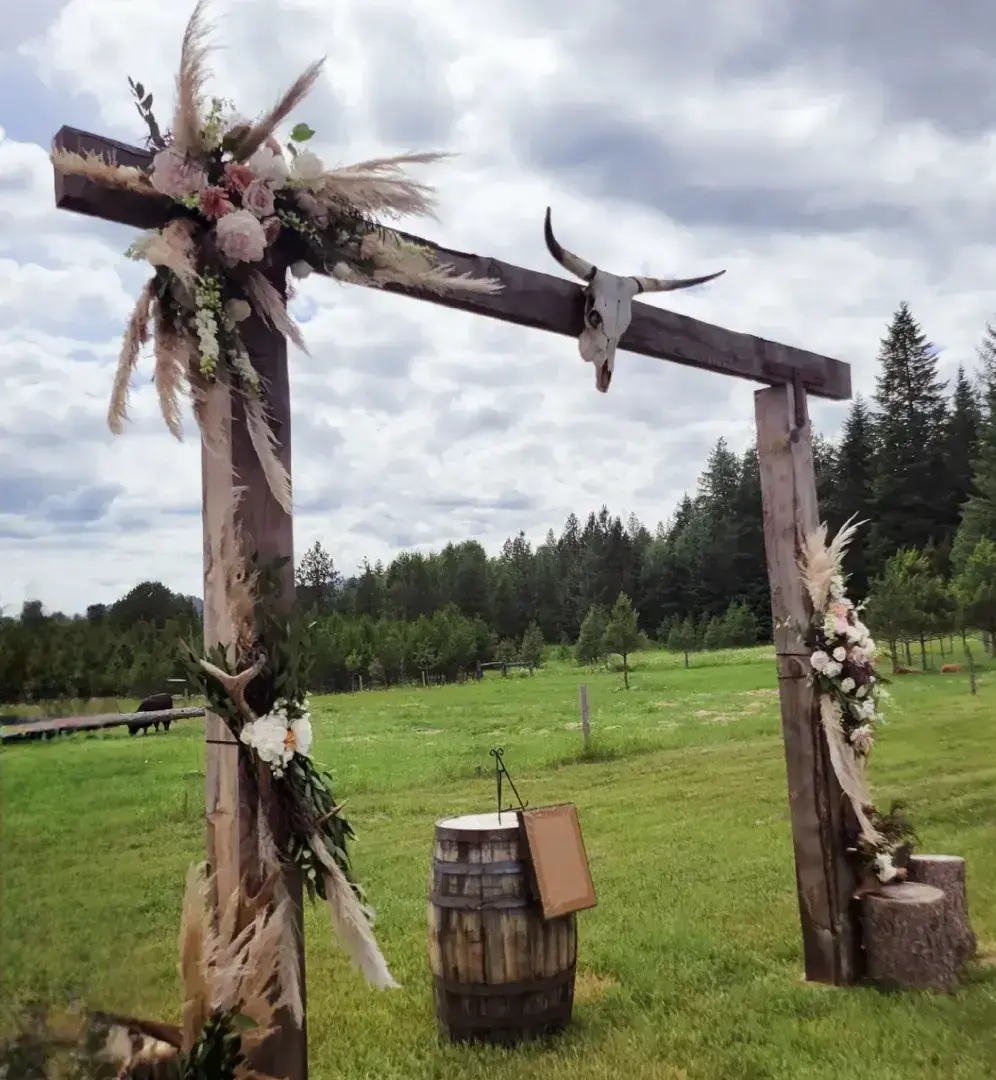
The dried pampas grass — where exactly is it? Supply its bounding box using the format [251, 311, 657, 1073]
[315, 152, 449, 220]
[50, 148, 156, 196]
[246, 271, 308, 354]
[799, 515, 864, 613]
[173, 0, 214, 156]
[357, 230, 503, 297]
[153, 316, 191, 440]
[234, 57, 326, 164]
[310, 834, 400, 990]
[244, 392, 293, 515]
[109, 281, 156, 434]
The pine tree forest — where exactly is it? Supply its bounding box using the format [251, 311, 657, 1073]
[3, 303, 996, 704]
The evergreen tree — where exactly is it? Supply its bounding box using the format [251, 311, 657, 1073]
[666, 617, 699, 668]
[575, 604, 607, 665]
[954, 538, 996, 655]
[825, 396, 877, 597]
[603, 593, 641, 689]
[952, 345, 996, 572]
[520, 621, 545, 670]
[296, 541, 341, 613]
[943, 367, 983, 540]
[867, 303, 949, 570]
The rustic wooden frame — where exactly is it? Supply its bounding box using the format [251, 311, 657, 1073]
[520, 804, 598, 919]
[50, 116, 861, 1079]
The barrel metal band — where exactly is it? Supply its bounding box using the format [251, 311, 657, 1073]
[433, 964, 576, 999]
[432, 860, 523, 876]
[428, 892, 529, 910]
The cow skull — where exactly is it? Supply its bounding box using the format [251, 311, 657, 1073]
[544, 207, 725, 392]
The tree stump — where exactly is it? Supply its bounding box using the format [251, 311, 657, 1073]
[862, 883, 958, 991]
[907, 854, 976, 964]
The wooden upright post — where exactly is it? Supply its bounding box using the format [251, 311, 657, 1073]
[755, 383, 860, 985]
[202, 270, 307, 1077]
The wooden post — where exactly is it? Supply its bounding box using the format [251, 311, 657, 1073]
[755, 383, 860, 985]
[202, 271, 307, 1079]
[579, 684, 591, 751]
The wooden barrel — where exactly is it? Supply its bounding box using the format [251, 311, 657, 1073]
[428, 811, 577, 1044]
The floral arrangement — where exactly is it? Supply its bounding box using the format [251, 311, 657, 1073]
[50, 0, 501, 514]
[799, 517, 916, 887]
[184, 536, 397, 990]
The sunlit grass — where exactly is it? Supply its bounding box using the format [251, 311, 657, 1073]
[2, 647, 995, 1079]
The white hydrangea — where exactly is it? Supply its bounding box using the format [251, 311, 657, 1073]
[823, 660, 843, 678]
[840, 677, 856, 693]
[832, 646, 847, 662]
[291, 149, 325, 183]
[810, 650, 830, 672]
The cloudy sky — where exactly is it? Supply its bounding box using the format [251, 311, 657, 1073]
[3, 0, 996, 616]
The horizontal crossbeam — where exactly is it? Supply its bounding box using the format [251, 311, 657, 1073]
[52, 125, 851, 400]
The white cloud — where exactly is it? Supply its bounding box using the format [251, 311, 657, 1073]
[3, 0, 996, 614]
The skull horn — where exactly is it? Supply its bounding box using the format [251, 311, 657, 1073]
[544, 207, 595, 281]
[632, 269, 726, 293]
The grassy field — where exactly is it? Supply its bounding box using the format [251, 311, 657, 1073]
[2, 647, 995, 1080]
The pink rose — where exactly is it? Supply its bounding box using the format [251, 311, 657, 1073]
[849, 646, 868, 666]
[830, 601, 851, 618]
[199, 186, 233, 219]
[224, 162, 256, 194]
[242, 179, 276, 218]
[150, 146, 206, 200]
[214, 209, 267, 265]
[834, 616, 849, 635]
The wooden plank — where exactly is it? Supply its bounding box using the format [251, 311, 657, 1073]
[52, 125, 851, 400]
[200, 268, 306, 1079]
[578, 684, 590, 750]
[0, 708, 204, 741]
[754, 383, 859, 985]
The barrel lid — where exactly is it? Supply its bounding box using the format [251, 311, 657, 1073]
[435, 811, 519, 832]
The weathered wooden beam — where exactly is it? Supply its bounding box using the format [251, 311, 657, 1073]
[0, 707, 204, 741]
[755, 384, 860, 985]
[52, 125, 852, 400]
[200, 270, 307, 1078]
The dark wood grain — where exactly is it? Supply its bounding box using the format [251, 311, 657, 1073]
[755, 384, 860, 985]
[52, 125, 851, 400]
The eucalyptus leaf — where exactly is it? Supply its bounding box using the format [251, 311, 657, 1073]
[290, 122, 315, 142]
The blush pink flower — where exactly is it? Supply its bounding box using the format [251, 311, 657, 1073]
[199, 185, 233, 219]
[224, 162, 256, 194]
[150, 146, 206, 199]
[849, 646, 869, 666]
[830, 601, 851, 618]
[214, 209, 267, 265]
[242, 179, 276, 218]
[834, 616, 849, 635]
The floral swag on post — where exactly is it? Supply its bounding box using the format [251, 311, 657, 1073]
[49, 0, 501, 515]
[799, 517, 916, 888]
[183, 501, 397, 990]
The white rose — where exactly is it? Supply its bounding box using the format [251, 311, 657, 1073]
[849, 724, 875, 754]
[214, 209, 267, 265]
[292, 149, 325, 182]
[840, 677, 856, 693]
[289, 713, 313, 758]
[242, 178, 276, 218]
[810, 650, 830, 672]
[246, 146, 289, 188]
[823, 661, 843, 678]
[833, 646, 847, 662]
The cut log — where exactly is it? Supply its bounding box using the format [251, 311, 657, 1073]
[862, 883, 958, 991]
[906, 854, 976, 963]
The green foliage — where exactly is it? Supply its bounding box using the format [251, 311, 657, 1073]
[666, 617, 700, 667]
[575, 603, 607, 665]
[519, 621, 544, 669]
[604, 593, 641, 688]
[954, 538, 996, 652]
[289, 122, 315, 142]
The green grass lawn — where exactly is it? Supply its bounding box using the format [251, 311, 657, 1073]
[2, 647, 995, 1080]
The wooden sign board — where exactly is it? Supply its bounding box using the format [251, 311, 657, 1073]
[519, 803, 597, 919]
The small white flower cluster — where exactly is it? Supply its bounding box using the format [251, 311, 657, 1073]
[194, 306, 220, 377]
[230, 347, 260, 395]
[240, 698, 314, 778]
[873, 850, 900, 883]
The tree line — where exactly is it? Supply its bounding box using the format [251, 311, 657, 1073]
[1, 302, 994, 704]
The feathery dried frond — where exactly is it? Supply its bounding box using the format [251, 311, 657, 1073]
[153, 316, 191, 440]
[245, 271, 308, 354]
[234, 58, 325, 163]
[818, 695, 882, 847]
[108, 281, 155, 434]
[360, 231, 503, 297]
[799, 515, 864, 612]
[177, 864, 214, 1051]
[244, 391, 293, 514]
[315, 153, 447, 219]
[50, 148, 156, 196]
[310, 834, 399, 989]
[173, 0, 214, 156]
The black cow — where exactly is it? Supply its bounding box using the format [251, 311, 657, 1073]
[128, 692, 174, 736]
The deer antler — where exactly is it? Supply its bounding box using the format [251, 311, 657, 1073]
[198, 652, 267, 726]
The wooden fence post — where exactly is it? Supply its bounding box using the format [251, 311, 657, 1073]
[755, 383, 860, 986]
[579, 684, 590, 751]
